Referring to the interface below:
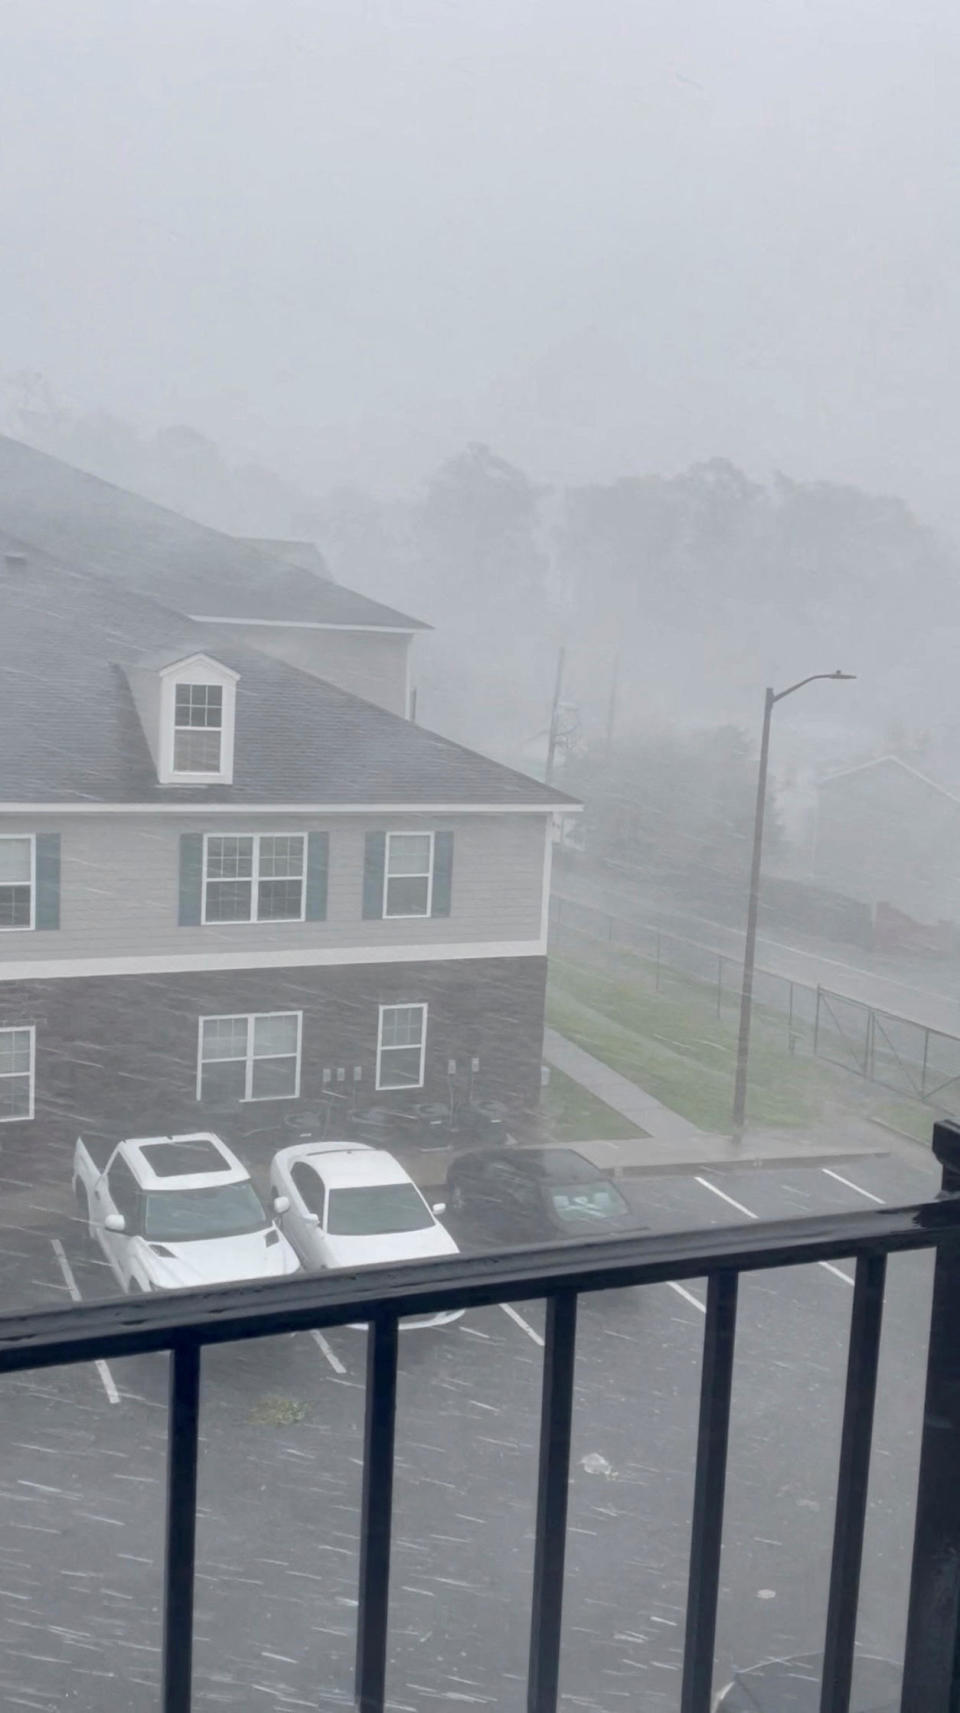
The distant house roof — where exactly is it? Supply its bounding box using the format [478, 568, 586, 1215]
[236, 538, 333, 580]
[0, 435, 428, 632]
[0, 539, 571, 811]
[818, 754, 960, 808]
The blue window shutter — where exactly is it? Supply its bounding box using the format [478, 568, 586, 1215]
[35, 834, 61, 930]
[305, 832, 329, 921]
[362, 832, 386, 919]
[432, 831, 453, 917]
[179, 834, 204, 926]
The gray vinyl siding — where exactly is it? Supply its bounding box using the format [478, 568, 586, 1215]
[0, 812, 546, 961]
[242, 627, 411, 717]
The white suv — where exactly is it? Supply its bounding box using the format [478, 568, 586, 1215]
[74, 1130, 300, 1293]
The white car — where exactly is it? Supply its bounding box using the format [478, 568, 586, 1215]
[270, 1141, 462, 1328]
[73, 1131, 300, 1293]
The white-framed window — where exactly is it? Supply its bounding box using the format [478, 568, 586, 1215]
[376, 1003, 427, 1090]
[0, 836, 34, 932]
[383, 832, 434, 918]
[197, 1012, 302, 1102]
[202, 834, 306, 924]
[174, 683, 223, 774]
[0, 1026, 35, 1121]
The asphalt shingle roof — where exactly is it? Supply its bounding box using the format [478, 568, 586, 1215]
[0, 542, 570, 809]
[0, 434, 427, 631]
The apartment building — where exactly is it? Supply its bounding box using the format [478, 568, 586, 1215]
[0, 437, 571, 1161]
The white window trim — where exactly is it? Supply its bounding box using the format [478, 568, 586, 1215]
[200, 833, 307, 926]
[196, 1010, 302, 1103]
[0, 834, 35, 934]
[156, 655, 238, 787]
[382, 831, 434, 920]
[0, 1025, 36, 1122]
[376, 1003, 427, 1091]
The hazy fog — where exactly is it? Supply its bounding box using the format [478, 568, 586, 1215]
[3, 0, 960, 530]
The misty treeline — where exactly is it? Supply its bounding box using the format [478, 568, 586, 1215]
[565, 727, 781, 886]
[4, 371, 958, 783]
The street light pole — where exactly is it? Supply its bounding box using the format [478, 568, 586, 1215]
[731, 671, 855, 1136]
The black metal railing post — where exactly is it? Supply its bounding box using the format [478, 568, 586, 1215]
[680, 1271, 739, 1713]
[162, 1339, 202, 1713]
[528, 1290, 578, 1713]
[819, 1252, 887, 1713]
[901, 1120, 960, 1713]
[355, 1314, 400, 1713]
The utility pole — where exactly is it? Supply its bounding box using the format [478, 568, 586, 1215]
[731, 687, 775, 1138]
[544, 647, 566, 786]
[604, 650, 620, 762]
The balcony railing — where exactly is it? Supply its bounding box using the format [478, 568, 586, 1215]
[2, 1123, 960, 1713]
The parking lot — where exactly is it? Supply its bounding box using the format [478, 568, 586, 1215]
[0, 1143, 941, 1712]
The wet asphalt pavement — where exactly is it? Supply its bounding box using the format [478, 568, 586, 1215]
[0, 1144, 939, 1712]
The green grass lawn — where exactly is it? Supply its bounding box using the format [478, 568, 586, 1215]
[539, 1066, 646, 1143]
[546, 949, 846, 1133]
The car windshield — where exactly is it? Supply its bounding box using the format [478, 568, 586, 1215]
[143, 1182, 268, 1242]
[326, 1184, 434, 1235]
[549, 1183, 630, 1222]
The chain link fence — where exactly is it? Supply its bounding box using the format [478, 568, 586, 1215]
[549, 892, 960, 1108]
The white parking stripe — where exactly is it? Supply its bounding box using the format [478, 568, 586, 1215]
[50, 1240, 121, 1405]
[667, 1281, 706, 1314]
[694, 1177, 758, 1220]
[499, 1303, 545, 1347]
[693, 1177, 856, 1290]
[310, 1330, 346, 1374]
[821, 1168, 885, 1205]
[819, 1262, 855, 1287]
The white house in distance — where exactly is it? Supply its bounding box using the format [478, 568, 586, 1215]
[813, 755, 960, 937]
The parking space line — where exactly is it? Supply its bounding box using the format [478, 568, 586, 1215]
[694, 1177, 758, 1220]
[667, 1282, 705, 1314]
[499, 1303, 545, 1347]
[693, 1177, 855, 1291]
[821, 1168, 885, 1205]
[820, 1262, 855, 1287]
[310, 1330, 347, 1375]
[49, 1240, 120, 1405]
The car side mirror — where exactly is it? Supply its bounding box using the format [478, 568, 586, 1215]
[273, 1195, 290, 1216]
[104, 1211, 126, 1233]
[431, 1201, 447, 1216]
[303, 1211, 320, 1226]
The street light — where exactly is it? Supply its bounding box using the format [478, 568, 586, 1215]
[731, 671, 856, 1136]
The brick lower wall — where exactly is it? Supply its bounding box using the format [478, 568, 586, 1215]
[0, 957, 548, 1174]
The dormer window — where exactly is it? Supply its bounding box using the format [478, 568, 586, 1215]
[174, 684, 223, 774]
[155, 654, 238, 786]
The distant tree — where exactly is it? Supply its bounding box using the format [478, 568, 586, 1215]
[416, 442, 548, 605]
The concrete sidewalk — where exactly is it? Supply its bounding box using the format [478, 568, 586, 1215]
[544, 1027, 702, 1142]
[542, 1026, 889, 1179]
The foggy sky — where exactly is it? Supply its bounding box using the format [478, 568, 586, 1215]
[3, 0, 959, 527]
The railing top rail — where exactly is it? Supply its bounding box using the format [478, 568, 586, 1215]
[0, 1197, 957, 1375]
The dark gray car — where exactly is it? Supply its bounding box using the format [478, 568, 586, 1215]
[445, 1145, 641, 1246]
